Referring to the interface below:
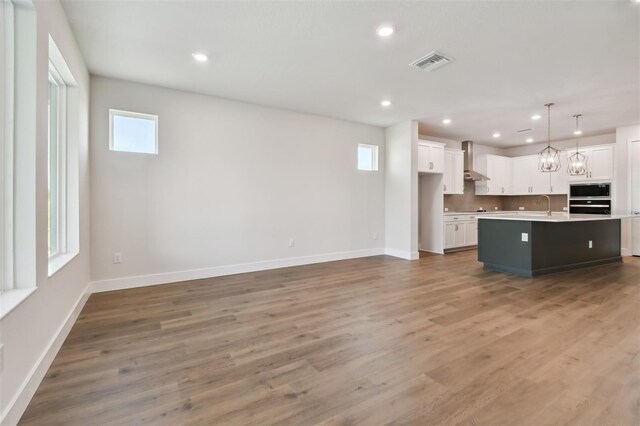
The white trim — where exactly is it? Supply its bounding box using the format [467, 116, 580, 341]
[92, 248, 386, 293]
[384, 248, 419, 260]
[108, 108, 159, 154]
[0, 282, 91, 426]
[47, 250, 78, 277]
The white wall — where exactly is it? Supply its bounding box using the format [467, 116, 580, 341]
[385, 121, 418, 260]
[89, 77, 385, 289]
[615, 125, 640, 255]
[0, 1, 91, 424]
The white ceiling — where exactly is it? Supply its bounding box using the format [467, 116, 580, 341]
[61, 0, 640, 147]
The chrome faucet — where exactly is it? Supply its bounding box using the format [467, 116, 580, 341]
[537, 195, 551, 216]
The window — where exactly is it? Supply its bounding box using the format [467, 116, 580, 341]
[1, 0, 15, 291]
[48, 63, 67, 259]
[109, 109, 158, 154]
[47, 35, 79, 277]
[358, 143, 379, 171]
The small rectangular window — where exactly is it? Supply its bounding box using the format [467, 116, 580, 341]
[358, 143, 378, 171]
[109, 109, 158, 154]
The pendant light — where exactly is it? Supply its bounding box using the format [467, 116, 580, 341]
[538, 103, 561, 172]
[567, 114, 588, 176]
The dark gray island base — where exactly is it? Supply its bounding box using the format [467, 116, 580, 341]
[478, 217, 622, 277]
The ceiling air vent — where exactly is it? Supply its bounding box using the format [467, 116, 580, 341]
[410, 51, 453, 71]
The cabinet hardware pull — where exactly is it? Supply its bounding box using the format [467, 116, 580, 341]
[455, 225, 458, 231]
[444, 184, 447, 191]
[429, 162, 433, 170]
[487, 187, 490, 193]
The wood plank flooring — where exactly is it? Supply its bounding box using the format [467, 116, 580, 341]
[20, 251, 640, 425]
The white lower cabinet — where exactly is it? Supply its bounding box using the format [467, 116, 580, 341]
[444, 215, 477, 249]
[465, 221, 477, 245]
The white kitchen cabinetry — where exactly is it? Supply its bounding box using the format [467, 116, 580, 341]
[475, 155, 512, 195]
[568, 145, 614, 182]
[444, 215, 477, 249]
[418, 141, 445, 174]
[443, 149, 464, 194]
[511, 153, 569, 195]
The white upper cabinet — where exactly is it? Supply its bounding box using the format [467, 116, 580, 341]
[549, 151, 569, 194]
[475, 154, 512, 195]
[443, 149, 464, 194]
[567, 145, 614, 182]
[418, 141, 445, 174]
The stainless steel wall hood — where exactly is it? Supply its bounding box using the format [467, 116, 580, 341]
[462, 141, 490, 181]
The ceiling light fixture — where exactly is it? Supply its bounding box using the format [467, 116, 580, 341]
[537, 103, 561, 172]
[526, 138, 534, 143]
[192, 52, 208, 63]
[492, 133, 501, 138]
[573, 115, 583, 135]
[531, 114, 541, 120]
[567, 114, 588, 176]
[442, 119, 451, 124]
[380, 100, 392, 107]
[376, 25, 395, 37]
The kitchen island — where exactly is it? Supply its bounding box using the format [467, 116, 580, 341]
[477, 213, 628, 277]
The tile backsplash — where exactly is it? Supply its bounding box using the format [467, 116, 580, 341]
[444, 181, 568, 212]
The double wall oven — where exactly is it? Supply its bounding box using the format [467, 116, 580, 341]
[569, 182, 611, 215]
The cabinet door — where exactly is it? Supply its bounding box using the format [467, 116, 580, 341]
[443, 150, 455, 193]
[511, 157, 531, 195]
[429, 145, 445, 174]
[499, 156, 512, 195]
[453, 222, 466, 247]
[550, 151, 569, 194]
[444, 223, 456, 249]
[465, 221, 477, 245]
[418, 144, 430, 173]
[589, 146, 613, 181]
[454, 151, 464, 194]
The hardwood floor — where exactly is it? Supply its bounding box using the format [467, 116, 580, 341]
[20, 251, 640, 425]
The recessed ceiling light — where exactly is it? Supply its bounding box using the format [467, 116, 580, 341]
[380, 100, 392, 107]
[376, 25, 395, 37]
[526, 138, 534, 143]
[531, 114, 541, 120]
[492, 133, 501, 138]
[573, 130, 583, 135]
[442, 119, 451, 124]
[192, 52, 208, 63]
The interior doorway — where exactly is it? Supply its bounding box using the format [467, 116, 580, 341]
[631, 140, 640, 256]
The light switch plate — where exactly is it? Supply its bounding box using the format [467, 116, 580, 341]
[589, 240, 593, 248]
[521, 233, 529, 242]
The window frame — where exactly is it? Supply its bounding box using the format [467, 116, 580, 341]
[48, 61, 68, 263]
[1, 0, 15, 292]
[109, 109, 159, 154]
[357, 143, 379, 172]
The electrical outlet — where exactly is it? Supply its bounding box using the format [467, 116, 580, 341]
[289, 239, 295, 248]
[563, 206, 568, 211]
[521, 233, 529, 242]
[113, 252, 122, 264]
[519, 206, 525, 211]
[589, 240, 593, 248]
[444, 207, 449, 212]
[373, 232, 378, 240]
[0, 344, 4, 373]
[494, 206, 499, 210]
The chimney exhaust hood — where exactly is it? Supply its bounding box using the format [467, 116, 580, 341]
[462, 141, 490, 182]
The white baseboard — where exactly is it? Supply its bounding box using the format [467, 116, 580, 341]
[91, 248, 386, 293]
[1, 283, 91, 426]
[384, 248, 419, 260]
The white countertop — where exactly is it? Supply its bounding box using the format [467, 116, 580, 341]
[478, 213, 633, 222]
[443, 210, 563, 216]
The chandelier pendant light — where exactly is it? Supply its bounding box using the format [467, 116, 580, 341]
[538, 103, 561, 173]
[567, 114, 588, 176]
